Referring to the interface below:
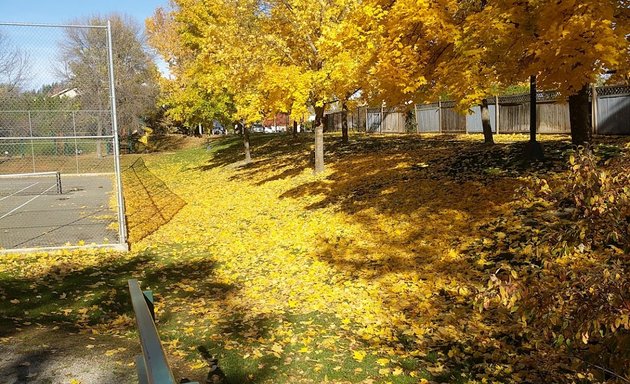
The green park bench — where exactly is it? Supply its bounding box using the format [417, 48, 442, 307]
[128, 279, 199, 384]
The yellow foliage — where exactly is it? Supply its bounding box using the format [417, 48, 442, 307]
[360, 0, 630, 108]
[3, 135, 629, 382]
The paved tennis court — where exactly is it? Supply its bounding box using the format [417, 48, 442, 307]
[0, 174, 119, 250]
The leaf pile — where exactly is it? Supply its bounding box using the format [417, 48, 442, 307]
[1, 133, 629, 383]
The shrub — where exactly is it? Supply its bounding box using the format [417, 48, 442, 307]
[477, 148, 630, 381]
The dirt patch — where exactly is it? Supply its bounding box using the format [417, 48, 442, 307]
[0, 327, 137, 384]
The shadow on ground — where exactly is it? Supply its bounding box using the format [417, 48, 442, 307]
[0, 243, 290, 383]
[197, 133, 630, 382]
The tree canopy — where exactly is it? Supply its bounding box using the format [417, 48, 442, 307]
[147, 0, 630, 162]
[0, 30, 29, 96]
[59, 14, 159, 137]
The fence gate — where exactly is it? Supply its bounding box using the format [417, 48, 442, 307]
[0, 22, 127, 253]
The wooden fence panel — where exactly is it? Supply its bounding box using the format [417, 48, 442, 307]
[336, 113, 344, 132]
[538, 102, 570, 133]
[597, 94, 630, 135]
[441, 107, 466, 133]
[499, 103, 530, 133]
[416, 104, 440, 132]
[357, 106, 367, 132]
[382, 109, 406, 133]
[348, 109, 358, 131]
[324, 113, 335, 132]
[466, 104, 497, 133]
[324, 111, 359, 132]
[499, 102, 570, 134]
[366, 108, 382, 132]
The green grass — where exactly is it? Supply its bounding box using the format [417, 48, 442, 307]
[2, 132, 629, 383]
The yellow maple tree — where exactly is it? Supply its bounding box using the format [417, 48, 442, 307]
[360, 0, 630, 144]
[148, 0, 271, 163]
[260, 0, 372, 171]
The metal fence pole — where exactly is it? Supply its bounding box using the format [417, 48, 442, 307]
[107, 20, 128, 247]
[28, 111, 35, 172]
[72, 111, 79, 173]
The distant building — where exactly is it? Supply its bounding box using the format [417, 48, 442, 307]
[50, 88, 79, 99]
[262, 112, 289, 132]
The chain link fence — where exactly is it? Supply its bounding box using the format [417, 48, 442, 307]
[122, 158, 185, 244]
[0, 22, 126, 253]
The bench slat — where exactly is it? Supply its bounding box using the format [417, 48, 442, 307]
[128, 279, 177, 384]
[135, 355, 150, 384]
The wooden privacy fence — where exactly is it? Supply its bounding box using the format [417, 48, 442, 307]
[325, 106, 411, 133]
[415, 92, 572, 134]
[594, 86, 630, 135]
[324, 85, 630, 135]
[324, 107, 364, 132]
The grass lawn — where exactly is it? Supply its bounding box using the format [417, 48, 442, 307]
[1, 132, 628, 383]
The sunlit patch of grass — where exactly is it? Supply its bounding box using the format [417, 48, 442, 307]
[1, 133, 629, 383]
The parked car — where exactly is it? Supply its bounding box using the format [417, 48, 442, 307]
[211, 121, 225, 135]
[263, 125, 287, 133]
[251, 123, 264, 133]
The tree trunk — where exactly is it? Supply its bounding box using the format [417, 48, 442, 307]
[314, 105, 325, 174]
[480, 99, 494, 144]
[569, 84, 591, 146]
[529, 75, 537, 143]
[243, 125, 251, 164]
[525, 75, 544, 160]
[293, 120, 298, 139]
[341, 101, 349, 143]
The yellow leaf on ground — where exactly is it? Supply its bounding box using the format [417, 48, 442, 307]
[353, 350, 367, 362]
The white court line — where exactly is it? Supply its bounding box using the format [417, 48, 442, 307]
[0, 184, 56, 220]
[0, 182, 40, 202]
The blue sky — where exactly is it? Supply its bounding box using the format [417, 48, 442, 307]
[0, 1, 169, 26]
[1, 0, 170, 89]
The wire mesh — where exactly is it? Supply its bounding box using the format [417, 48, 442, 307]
[0, 22, 126, 253]
[121, 158, 185, 243]
[0, 171, 62, 196]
